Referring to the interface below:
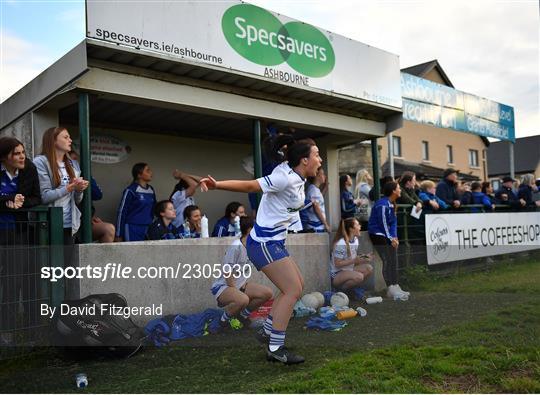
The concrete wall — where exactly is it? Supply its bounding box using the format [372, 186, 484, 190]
[32, 108, 59, 157]
[69, 233, 386, 326]
[0, 113, 34, 157]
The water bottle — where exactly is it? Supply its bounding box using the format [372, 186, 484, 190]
[356, 307, 367, 317]
[365, 296, 383, 305]
[234, 215, 241, 236]
[336, 309, 357, 320]
[75, 373, 88, 388]
[183, 220, 191, 239]
[201, 215, 209, 238]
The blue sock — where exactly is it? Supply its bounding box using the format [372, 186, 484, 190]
[221, 311, 231, 322]
[263, 315, 273, 335]
[240, 308, 252, 319]
[269, 328, 286, 351]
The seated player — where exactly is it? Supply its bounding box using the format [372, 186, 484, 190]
[210, 216, 273, 329]
[329, 217, 373, 295]
[178, 204, 202, 238]
[146, 200, 181, 240]
[212, 201, 246, 237]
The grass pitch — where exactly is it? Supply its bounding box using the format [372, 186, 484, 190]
[1, 257, 539, 393]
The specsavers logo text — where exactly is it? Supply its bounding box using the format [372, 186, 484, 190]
[222, 3, 335, 78]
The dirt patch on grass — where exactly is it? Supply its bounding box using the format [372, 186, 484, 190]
[423, 374, 492, 393]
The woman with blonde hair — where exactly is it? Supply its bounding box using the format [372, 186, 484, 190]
[354, 169, 373, 223]
[329, 217, 373, 293]
[354, 169, 372, 198]
[34, 127, 88, 263]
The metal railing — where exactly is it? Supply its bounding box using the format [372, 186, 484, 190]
[0, 206, 64, 359]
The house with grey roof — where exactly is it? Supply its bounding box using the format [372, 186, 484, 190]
[487, 135, 540, 189]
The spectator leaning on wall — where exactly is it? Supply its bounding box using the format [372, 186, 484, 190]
[471, 181, 495, 212]
[419, 180, 448, 211]
[518, 174, 539, 208]
[397, 171, 422, 213]
[435, 168, 461, 209]
[495, 176, 526, 209]
[533, 179, 540, 205]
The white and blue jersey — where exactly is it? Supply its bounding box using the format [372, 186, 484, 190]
[300, 184, 326, 232]
[211, 239, 251, 299]
[247, 162, 306, 270]
[171, 188, 195, 228]
[116, 182, 156, 241]
[212, 216, 235, 237]
[330, 237, 358, 278]
[177, 224, 201, 239]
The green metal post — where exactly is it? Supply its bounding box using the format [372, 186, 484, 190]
[49, 207, 64, 307]
[78, 92, 92, 243]
[253, 119, 263, 205]
[37, 209, 50, 303]
[371, 138, 380, 200]
[402, 206, 409, 243]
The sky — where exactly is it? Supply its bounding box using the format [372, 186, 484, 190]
[1, 0, 538, 138]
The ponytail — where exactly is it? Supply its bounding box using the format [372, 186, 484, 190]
[262, 134, 315, 167]
[263, 134, 295, 164]
[332, 218, 357, 258]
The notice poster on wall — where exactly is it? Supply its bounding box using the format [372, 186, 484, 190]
[425, 212, 540, 265]
[89, 135, 131, 164]
[73, 135, 131, 164]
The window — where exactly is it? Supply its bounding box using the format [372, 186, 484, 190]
[447, 145, 453, 164]
[392, 136, 402, 157]
[422, 141, 429, 161]
[469, 149, 479, 167]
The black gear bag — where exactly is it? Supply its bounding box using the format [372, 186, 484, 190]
[53, 293, 145, 358]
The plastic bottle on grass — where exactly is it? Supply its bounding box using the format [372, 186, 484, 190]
[75, 373, 88, 388]
[336, 309, 357, 320]
[356, 307, 367, 317]
[365, 296, 383, 304]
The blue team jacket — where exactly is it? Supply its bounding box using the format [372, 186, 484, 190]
[418, 191, 449, 210]
[116, 182, 156, 238]
[341, 190, 356, 219]
[472, 191, 493, 211]
[211, 216, 234, 237]
[367, 196, 397, 241]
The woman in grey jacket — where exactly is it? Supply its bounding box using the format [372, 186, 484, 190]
[34, 127, 88, 265]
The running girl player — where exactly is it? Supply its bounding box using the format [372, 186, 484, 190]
[200, 136, 321, 364]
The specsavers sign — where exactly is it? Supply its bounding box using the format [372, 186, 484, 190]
[86, 1, 401, 108]
[425, 212, 540, 265]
